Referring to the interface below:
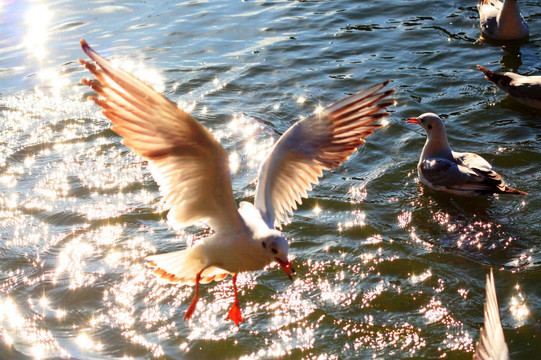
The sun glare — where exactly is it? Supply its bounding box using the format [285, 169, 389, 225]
[24, 4, 52, 60]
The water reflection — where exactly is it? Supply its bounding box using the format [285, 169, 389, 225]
[500, 43, 523, 71]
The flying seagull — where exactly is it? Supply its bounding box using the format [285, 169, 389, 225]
[79, 39, 394, 325]
[407, 113, 526, 196]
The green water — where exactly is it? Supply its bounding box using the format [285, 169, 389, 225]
[0, 0, 540, 359]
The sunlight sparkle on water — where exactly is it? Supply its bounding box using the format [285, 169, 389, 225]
[54, 237, 95, 289]
[397, 210, 412, 229]
[420, 297, 462, 327]
[111, 58, 165, 93]
[443, 331, 474, 352]
[76, 332, 103, 351]
[349, 184, 367, 204]
[39, 296, 49, 309]
[227, 114, 260, 138]
[55, 309, 67, 319]
[229, 151, 240, 174]
[177, 100, 197, 114]
[2, 329, 13, 345]
[510, 284, 529, 322]
[0, 297, 69, 357]
[346, 320, 426, 354]
[338, 210, 367, 232]
[39, 69, 70, 94]
[410, 269, 432, 284]
[24, 4, 52, 60]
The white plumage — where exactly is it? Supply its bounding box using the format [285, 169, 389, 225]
[477, 0, 529, 40]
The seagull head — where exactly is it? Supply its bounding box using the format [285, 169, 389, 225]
[407, 113, 447, 140]
[261, 232, 295, 281]
[407, 113, 452, 159]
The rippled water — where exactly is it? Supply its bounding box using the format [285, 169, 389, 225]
[0, 0, 540, 359]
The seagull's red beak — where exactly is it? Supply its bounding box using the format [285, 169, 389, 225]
[275, 257, 295, 281]
[407, 117, 420, 124]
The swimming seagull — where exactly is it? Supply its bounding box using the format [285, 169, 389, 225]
[476, 65, 541, 110]
[477, 0, 529, 40]
[407, 113, 526, 196]
[79, 39, 394, 325]
[473, 269, 509, 360]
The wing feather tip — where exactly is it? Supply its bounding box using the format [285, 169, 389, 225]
[80, 38, 94, 58]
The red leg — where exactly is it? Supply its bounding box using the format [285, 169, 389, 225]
[226, 273, 244, 326]
[184, 269, 204, 321]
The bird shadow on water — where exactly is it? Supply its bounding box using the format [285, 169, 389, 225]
[408, 188, 531, 270]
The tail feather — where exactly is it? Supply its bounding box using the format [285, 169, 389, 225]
[475, 65, 511, 87]
[146, 248, 230, 284]
[503, 186, 527, 196]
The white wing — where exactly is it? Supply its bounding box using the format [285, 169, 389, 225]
[79, 39, 244, 234]
[473, 269, 509, 360]
[255, 81, 394, 227]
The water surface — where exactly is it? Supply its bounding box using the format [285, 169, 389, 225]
[0, 0, 540, 359]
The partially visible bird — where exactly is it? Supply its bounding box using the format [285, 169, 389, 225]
[477, 0, 529, 40]
[473, 269, 509, 360]
[476, 65, 541, 110]
[407, 113, 526, 196]
[79, 39, 394, 325]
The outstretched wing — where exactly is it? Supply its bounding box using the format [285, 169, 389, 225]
[473, 269, 509, 360]
[255, 81, 394, 228]
[79, 39, 243, 234]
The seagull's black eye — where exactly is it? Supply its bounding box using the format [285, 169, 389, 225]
[427, 125, 432, 130]
[271, 248, 278, 254]
[262, 242, 267, 249]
